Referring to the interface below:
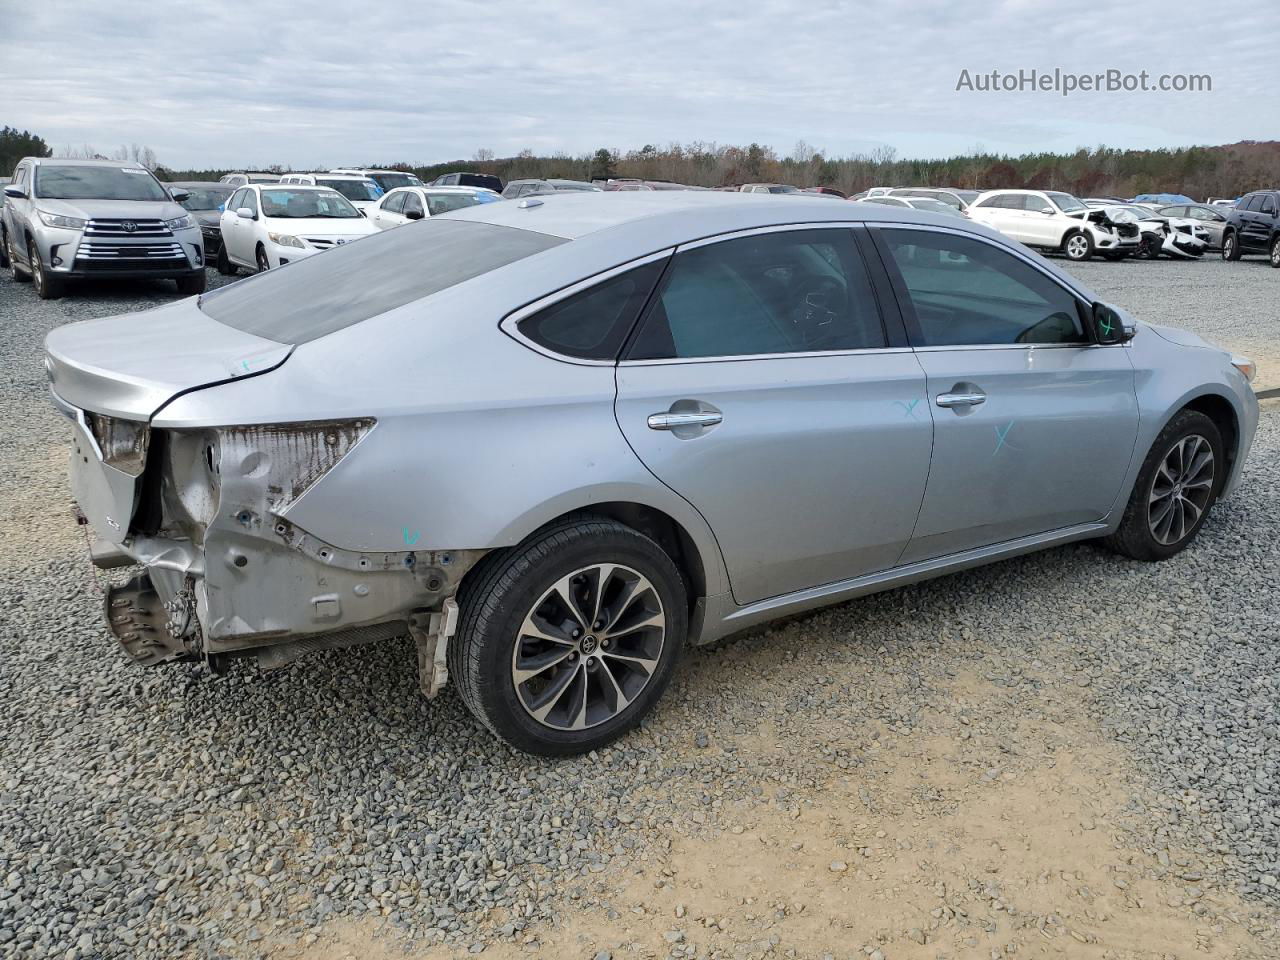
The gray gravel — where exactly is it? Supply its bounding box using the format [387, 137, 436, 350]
[0, 259, 1277, 958]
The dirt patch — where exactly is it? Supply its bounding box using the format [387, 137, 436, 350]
[274, 668, 1277, 960]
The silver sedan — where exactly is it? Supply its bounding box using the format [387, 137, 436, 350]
[45, 192, 1259, 755]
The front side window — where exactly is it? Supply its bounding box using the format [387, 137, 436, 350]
[518, 260, 666, 361]
[241, 190, 259, 216]
[627, 229, 886, 361]
[199, 219, 567, 344]
[1261, 195, 1278, 216]
[34, 165, 169, 201]
[880, 229, 1087, 347]
[382, 190, 407, 214]
[403, 193, 425, 218]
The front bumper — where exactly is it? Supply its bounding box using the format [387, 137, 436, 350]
[39, 224, 204, 278]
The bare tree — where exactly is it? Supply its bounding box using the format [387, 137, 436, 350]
[473, 148, 495, 162]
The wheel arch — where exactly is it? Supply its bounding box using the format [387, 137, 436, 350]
[1179, 392, 1240, 490]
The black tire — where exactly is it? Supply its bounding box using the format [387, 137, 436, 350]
[1103, 409, 1224, 562]
[1062, 230, 1094, 262]
[1137, 234, 1162, 260]
[30, 241, 64, 300]
[449, 517, 687, 756]
[216, 244, 238, 276]
[1221, 231, 1241, 261]
[255, 245, 270, 272]
[8, 230, 31, 281]
[1270, 235, 1280, 269]
[0, 228, 8, 269]
[175, 271, 207, 295]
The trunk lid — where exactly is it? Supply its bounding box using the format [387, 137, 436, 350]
[45, 295, 292, 421]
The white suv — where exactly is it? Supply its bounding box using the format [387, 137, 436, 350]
[278, 173, 382, 212]
[967, 189, 1130, 261]
[215, 184, 377, 274]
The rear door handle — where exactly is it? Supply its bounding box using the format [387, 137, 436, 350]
[647, 411, 723, 430]
[936, 392, 986, 408]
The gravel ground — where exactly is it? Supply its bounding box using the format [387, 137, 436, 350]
[0, 259, 1277, 959]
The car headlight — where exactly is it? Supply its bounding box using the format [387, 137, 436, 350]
[165, 214, 195, 231]
[37, 210, 86, 230]
[268, 233, 305, 249]
[1230, 355, 1256, 384]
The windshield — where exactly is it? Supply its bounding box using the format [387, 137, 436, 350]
[1047, 192, 1087, 213]
[35, 165, 169, 201]
[367, 172, 419, 191]
[424, 192, 488, 216]
[767, 185, 800, 194]
[910, 198, 963, 216]
[198, 219, 566, 344]
[174, 186, 234, 210]
[1117, 205, 1157, 219]
[316, 178, 382, 201]
[260, 189, 361, 218]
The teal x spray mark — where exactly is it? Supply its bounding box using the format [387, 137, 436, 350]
[893, 399, 921, 420]
[1099, 315, 1115, 338]
[992, 421, 1016, 455]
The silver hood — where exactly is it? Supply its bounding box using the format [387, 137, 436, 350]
[45, 295, 292, 421]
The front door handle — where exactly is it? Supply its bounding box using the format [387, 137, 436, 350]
[936, 392, 986, 408]
[647, 411, 723, 431]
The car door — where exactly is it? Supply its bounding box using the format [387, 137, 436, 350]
[373, 190, 405, 229]
[969, 193, 1024, 242]
[614, 226, 933, 606]
[1021, 193, 1063, 246]
[871, 226, 1139, 563]
[1236, 195, 1265, 252]
[1245, 194, 1277, 252]
[221, 188, 248, 264]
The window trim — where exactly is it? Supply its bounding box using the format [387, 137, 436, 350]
[499, 248, 676, 366]
[618, 222, 900, 366]
[868, 222, 1097, 351]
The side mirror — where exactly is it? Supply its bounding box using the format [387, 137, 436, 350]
[236, 207, 255, 220]
[170, 189, 190, 203]
[1040, 206, 1055, 215]
[1092, 302, 1137, 345]
[3, 184, 27, 199]
[405, 209, 424, 221]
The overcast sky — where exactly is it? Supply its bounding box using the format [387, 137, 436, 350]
[0, 0, 1273, 170]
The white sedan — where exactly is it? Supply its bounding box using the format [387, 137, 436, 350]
[366, 185, 500, 231]
[216, 184, 378, 273]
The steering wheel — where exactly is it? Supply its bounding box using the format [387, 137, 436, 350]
[787, 275, 848, 347]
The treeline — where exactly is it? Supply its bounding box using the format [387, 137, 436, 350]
[160, 140, 1280, 200]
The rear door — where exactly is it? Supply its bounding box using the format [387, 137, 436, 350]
[871, 225, 1138, 562]
[1237, 195, 1266, 252]
[614, 226, 933, 606]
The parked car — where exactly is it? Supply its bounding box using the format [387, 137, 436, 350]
[1220, 189, 1280, 266]
[1133, 193, 1195, 206]
[803, 186, 847, 198]
[502, 178, 601, 199]
[219, 172, 281, 187]
[432, 172, 503, 193]
[366, 185, 500, 230]
[329, 168, 423, 192]
[602, 179, 698, 192]
[849, 187, 898, 200]
[278, 173, 383, 211]
[1084, 202, 1209, 259]
[215, 184, 377, 274]
[967, 188, 1134, 261]
[888, 187, 980, 212]
[859, 196, 966, 217]
[739, 183, 801, 194]
[47, 191, 1258, 755]
[0, 177, 9, 267]
[1156, 203, 1230, 249]
[3, 157, 205, 299]
[167, 181, 235, 257]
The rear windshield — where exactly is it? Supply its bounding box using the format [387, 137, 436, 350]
[316, 178, 382, 201]
[36, 165, 169, 201]
[198, 219, 566, 343]
[367, 172, 418, 191]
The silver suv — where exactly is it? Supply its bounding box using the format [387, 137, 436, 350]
[3, 158, 205, 299]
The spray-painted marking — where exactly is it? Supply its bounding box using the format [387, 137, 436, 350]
[993, 421, 1016, 455]
[402, 528, 421, 547]
[893, 399, 921, 420]
[1099, 316, 1115, 337]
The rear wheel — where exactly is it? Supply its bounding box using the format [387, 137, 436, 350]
[255, 245, 270, 272]
[30, 242, 64, 300]
[175, 271, 207, 295]
[1221, 231, 1241, 261]
[1062, 230, 1093, 262]
[8, 230, 31, 281]
[1270, 235, 1280, 268]
[0, 228, 8, 269]
[1104, 409, 1223, 561]
[216, 244, 238, 276]
[449, 518, 687, 756]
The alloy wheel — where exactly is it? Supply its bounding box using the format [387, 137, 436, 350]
[511, 563, 666, 731]
[1065, 235, 1089, 260]
[1148, 434, 1215, 546]
[1271, 239, 1280, 267]
[30, 247, 44, 293]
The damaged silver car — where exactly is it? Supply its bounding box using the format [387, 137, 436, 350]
[48, 192, 1259, 754]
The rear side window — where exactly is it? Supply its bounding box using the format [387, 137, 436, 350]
[626, 229, 886, 360]
[879, 229, 1086, 347]
[199, 220, 566, 344]
[517, 261, 666, 361]
[1261, 195, 1278, 216]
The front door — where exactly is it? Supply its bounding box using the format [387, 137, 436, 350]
[872, 226, 1139, 562]
[614, 226, 933, 606]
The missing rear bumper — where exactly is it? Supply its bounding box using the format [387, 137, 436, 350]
[104, 573, 198, 666]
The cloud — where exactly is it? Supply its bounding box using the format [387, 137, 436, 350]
[0, 0, 1271, 170]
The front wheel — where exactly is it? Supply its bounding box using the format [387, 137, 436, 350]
[1221, 232, 1241, 261]
[1137, 234, 1162, 260]
[1103, 409, 1223, 561]
[449, 518, 687, 755]
[1270, 235, 1280, 268]
[30, 244, 64, 300]
[216, 244, 238, 276]
[1062, 231, 1093, 262]
[255, 245, 270, 273]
